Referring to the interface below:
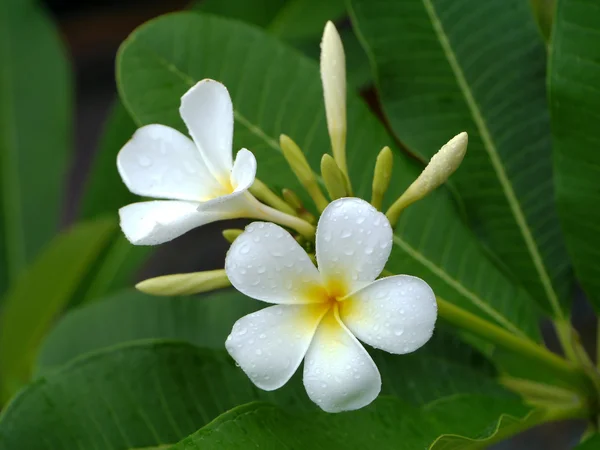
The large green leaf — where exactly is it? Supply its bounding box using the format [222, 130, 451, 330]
[77, 102, 151, 301]
[37, 289, 509, 406]
[549, 0, 600, 310]
[194, 0, 370, 88]
[0, 0, 73, 296]
[348, 0, 571, 318]
[0, 219, 116, 403]
[0, 341, 529, 449]
[576, 434, 600, 450]
[116, 12, 540, 340]
[170, 397, 533, 449]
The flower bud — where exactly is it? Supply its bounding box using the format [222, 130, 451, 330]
[320, 21, 348, 183]
[280, 134, 329, 211]
[386, 132, 468, 226]
[370, 146, 393, 210]
[222, 229, 243, 243]
[321, 154, 348, 200]
[136, 269, 230, 296]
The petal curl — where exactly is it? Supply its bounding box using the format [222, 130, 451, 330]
[225, 222, 324, 304]
[119, 200, 233, 245]
[230, 149, 257, 193]
[226, 304, 328, 391]
[339, 275, 437, 354]
[180, 79, 233, 178]
[316, 198, 392, 292]
[303, 307, 381, 413]
[117, 124, 221, 201]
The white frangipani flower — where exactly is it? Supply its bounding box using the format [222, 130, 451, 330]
[117, 79, 259, 245]
[225, 197, 437, 413]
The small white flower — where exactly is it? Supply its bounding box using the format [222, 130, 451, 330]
[225, 197, 437, 413]
[117, 79, 257, 245]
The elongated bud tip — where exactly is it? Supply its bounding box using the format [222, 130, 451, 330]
[385, 132, 467, 226]
[421, 132, 467, 191]
[222, 229, 243, 244]
[321, 154, 347, 200]
[136, 269, 230, 296]
[371, 146, 393, 210]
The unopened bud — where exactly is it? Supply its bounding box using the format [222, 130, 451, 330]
[280, 134, 329, 211]
[321, 154, 348, 200]
[386, 132, 468, 226]
[371, 146, 393, 210]
[249, 178, 297, 216]
[321, 21, 349, 187]
[222, 229, 243, 243]
[136, 269, 230, 296]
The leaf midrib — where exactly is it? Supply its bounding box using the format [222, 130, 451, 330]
[421, 0, 563, 319]
[119, 35, 529, 339]
[0, 3, 26, 285]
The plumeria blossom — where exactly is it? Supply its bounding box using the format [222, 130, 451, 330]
[117, 79, 260, 245]
[225, 197, 437, 413]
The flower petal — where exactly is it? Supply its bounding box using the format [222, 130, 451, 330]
[117, 124, 221, 201]
[180, 79, 233, 178]
[316, 198, 392, 291]
[226, 304, 328, 391]
[339, 275, 437, 354]
[230, 148, 257, 193]
[303, 307, 381, 412]
[225, 222, 324, 304]
[119, 200, 233, 245]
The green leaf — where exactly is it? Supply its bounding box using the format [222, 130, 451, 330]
[170, 396, 533, 449]
[0, 0, 73, 296]
[549, 0, 600, 310]
[37, 289, 257, 373]
[79, 102, 137, 220]
[77, 102, 151, 301]
[192, 0, 370, 88]
[0, 219, 116, 403]
[116, 12, 541, 340]
[1, 340, 529, 449]
[576, 434, 600, 450]
[37, 289, 511, 405]
[348, 0, 571, 318]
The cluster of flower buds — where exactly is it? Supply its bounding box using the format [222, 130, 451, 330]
[118, 21, 468, 413]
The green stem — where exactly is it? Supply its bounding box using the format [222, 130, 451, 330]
[246, 194, 316, 239]
[472, 399, 590, 450]
[437, 297, 590, 394]
[554, 317, 579, 362]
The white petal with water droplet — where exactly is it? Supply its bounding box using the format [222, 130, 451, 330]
[180, 79, 233, 178]
[316, 198, 392, 291]
[225, 222, 324, 304]
[227, 304, 328, 390]
[119, 200, 233, 245]
[117, 124, 221, 201]
[303, 307, 381, 413]
[340, 275, 437, 354]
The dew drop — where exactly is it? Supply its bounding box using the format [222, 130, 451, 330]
[138, 156, 152, 167]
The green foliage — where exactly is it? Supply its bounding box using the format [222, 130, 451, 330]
[549, 0, 600, 311]
[0, 219, 116, 402]
[2, 0, 600, 447]
[0, 340, 529, 449]
[0, 0, 73, 296]
[348, 0, 571, 318]
[116, 12, 541, 341]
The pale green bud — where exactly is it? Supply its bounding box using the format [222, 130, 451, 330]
[280, 134, 329, 211]
[136, 269, 230, 296]
[371, 146, 393, 210]
[222, 229, 243, 243]
[321, 154, 348, 200]
[386, 132, 468, 226]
